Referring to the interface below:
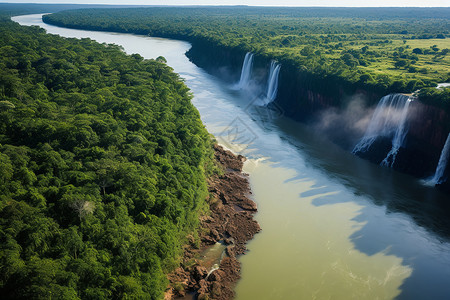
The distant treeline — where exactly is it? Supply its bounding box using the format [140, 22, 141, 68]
[0, 12, 216, 299]
[0, 3, 140, 16]
[43, 6, 450, 101]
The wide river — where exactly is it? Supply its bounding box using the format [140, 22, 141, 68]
[14, 14, 450, 300]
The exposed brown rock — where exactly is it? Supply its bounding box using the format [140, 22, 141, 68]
[213, 144, 246, 171]
[165, 145, 260, 300]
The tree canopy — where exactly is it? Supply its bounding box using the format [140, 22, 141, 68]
[0, 14, 216, 299]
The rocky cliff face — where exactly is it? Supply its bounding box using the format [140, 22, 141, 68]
[186, 41, 450, 190]
[409, 101, 450, 151]
[351, 99, 450, 192]
[406, 102, 450, 187]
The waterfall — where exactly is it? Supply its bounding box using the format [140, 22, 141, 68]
[265, 60, 281, 104]
[380, 98, 412, 167]
[237, 52, 254, 89]
[353, 94, 412, 167]
[429, 133, 450, 185]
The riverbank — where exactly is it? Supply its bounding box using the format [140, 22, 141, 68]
[165, 145, 261, 300]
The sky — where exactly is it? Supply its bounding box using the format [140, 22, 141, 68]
[2, 0, 449, 7]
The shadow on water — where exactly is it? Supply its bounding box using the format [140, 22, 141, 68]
[267, 110, 450, 240]
[215, 71, 450, 244]
[249, 107, 450, 299]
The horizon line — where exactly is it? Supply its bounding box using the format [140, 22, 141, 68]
[2, 3, 450, 8]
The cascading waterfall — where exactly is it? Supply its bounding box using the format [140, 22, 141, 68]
[429, 133, 450, 185]
[353, 94, 412, 167]
[264, 60, 281, 104]
[380, 98, 412, 167]
[237, 52, 254, 89]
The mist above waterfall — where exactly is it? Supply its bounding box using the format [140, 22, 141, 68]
[232, 53, 281, 108]
[353, 94, 412, 154]
[314, 94, 414, 156]
[313, 96, 375, 149]
[380, 98, 412, 167]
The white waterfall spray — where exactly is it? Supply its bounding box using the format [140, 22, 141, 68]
[353, 94, 412, 167]
[429, 133, 450, 185]
[264, 60, 281, 105]
[237, 52, 254, 89]
[380, 98, 412, 167]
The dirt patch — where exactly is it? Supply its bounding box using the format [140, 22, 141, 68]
[165, 144, 261, 300]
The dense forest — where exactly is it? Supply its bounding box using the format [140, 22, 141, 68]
[0, 11, 217, 299]
[0, 3, 135, 16]
[44, 7, 450, 96]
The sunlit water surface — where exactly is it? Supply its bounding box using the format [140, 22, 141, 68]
[14, 14, 450, 300]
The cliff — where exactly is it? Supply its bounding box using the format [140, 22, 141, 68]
[186, 40, 450, 190]
[42, 12, 450, 190]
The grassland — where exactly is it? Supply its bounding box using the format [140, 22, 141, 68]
[44, 7, 450, 94]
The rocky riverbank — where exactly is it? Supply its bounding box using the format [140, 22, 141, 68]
[165, 144, 261, 300]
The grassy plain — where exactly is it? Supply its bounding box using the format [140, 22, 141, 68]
[44, 7, 450, 92]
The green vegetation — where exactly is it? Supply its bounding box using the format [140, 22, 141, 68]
[0, 14, 216, 299]
[0, 2, 135, 17]
[418, 87, 450, 111]
[44, 7, 450, 94]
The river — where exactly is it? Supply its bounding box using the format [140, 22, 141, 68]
[14, 14, 450, 300]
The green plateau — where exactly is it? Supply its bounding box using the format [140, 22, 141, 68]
[43, 7, 450, 103]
